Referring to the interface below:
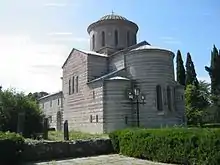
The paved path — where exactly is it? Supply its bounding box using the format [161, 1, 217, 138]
[28, 154, 174, 165]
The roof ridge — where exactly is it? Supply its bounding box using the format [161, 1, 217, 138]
[110, 41, 150, 57]
[87, 68, 125, 84]
[62, 48, 107, 69]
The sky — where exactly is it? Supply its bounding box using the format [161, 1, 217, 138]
[0, 0, 219, 94]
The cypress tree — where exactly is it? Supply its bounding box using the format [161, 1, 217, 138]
[176, 50, 186, 86]
[205, 45, 220, 95]
[185, 52, 199, 86]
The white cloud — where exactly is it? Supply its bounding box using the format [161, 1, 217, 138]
[47, 32, 73, 36]
[0, 35, 71, 94]
[51, 37, 89, 42]
[160, 36, 182, 45]
[164, 40, 182, 45]
[43, 3, 67, 7]
[72, 37, 89, 42]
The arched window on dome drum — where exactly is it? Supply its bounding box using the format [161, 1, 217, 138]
[127, 31, 130, 47]
[156, 85, 163, 111]
[167, 86, 172, 111]
[92, 35, 95, 50]
[133, 33, 137, 45]
[101, 31, 105, 47]
[114, 30, 118, 46]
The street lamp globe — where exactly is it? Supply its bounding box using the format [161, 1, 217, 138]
[141, 95, 145, 101]
[134, 88, 140, 96]
[128, 92, 134, 100]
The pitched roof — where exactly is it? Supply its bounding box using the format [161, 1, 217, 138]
[62, 48, 107, 69]
[110, 41, 150, 57]
[87, 68, 126, 84]
[38, 91, 63, 101]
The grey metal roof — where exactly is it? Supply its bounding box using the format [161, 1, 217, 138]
[99, 13, 127, 21]
[62, 48, 107, 69]
[38, 91, 62, 101]
[87, 13, 138, 34]
[107, 76, 130, 81]
[130, 43, 173, 53]
[87, 68, 126, 84]
[80, 49, 107, 57]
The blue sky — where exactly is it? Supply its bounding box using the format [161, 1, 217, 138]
[0, 0, 219, 93]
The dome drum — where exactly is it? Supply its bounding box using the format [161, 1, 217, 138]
[87, 13, 139, 54]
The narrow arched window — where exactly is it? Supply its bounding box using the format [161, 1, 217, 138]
[92, 35, 95, 50]
[156, 85, 163, 111]
[127, 31, 130, 46]
[72, 76, 75, 94]
[76, 76, 79, 93]
[101, 31, 105, 47]
[167, 86, 172, 111]
[68, 79, 71, 95]
[114, 30, 118, 46]
[173, 87, 176, 110]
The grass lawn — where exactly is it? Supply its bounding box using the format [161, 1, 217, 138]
[48, 131, 109, 141]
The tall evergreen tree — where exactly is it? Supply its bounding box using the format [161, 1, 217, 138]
[185, 52, 199, 86]
[176, 50, 186, 86]
[205, 45, 220, 95]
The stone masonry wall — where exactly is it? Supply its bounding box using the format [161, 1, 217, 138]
[22, 138, 114, 162]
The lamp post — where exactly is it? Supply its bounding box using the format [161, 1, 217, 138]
[128, 87, 146, 127]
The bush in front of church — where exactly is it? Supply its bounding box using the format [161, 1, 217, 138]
[0, 131, 25, 164]
[0, 88, 44, 138]
[109, 128, 220, 165]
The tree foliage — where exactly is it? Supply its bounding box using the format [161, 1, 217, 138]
[205, 45, 220, 96]
[0, 89, 44, 137]
[185, 52, 199, 87]
[185, 82, 210, 125]
[176, 50, 186, 86]
[28, 91, 49, 101]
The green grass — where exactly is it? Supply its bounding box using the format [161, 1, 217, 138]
[48, 131, 109, 141]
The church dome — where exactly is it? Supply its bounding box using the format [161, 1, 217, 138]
[99, 13, 128, 21]
[87, 13, 139, 54]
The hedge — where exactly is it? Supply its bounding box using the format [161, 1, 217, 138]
[188, 123, 220, 128]
[0, 132, 24, 164]
[109, 128, 220, 165]
[202, 123, 220, 128]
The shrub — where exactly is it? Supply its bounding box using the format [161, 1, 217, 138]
[110, 128, 220, 165]
[0, 131, 24, 164]
[202, 123, 220, 128]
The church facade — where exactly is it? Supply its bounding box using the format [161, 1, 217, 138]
[39, 13, 186, 133]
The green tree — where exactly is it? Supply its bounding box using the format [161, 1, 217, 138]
[205, 45, 220, 96]
[0, 88, 44, 137]
[185, 82, 210, 125]
[185, 52, 199, 87]
[28, 91, 49, 102]
[198, 80, 211, 103]
[176, 50, 186, 86]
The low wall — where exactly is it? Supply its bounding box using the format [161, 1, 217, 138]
[22, 138, 114, 162]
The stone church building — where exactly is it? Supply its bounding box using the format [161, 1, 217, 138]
[38, 13, 185, 133]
